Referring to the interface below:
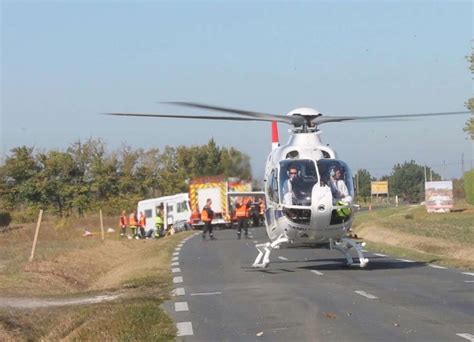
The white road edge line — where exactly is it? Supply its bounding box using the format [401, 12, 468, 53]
[278, 256, 289, 261]
[428, 264, 447, 269]
[171, 262, 179, 266]
[172, 288, 185, 296]
[175, 302, 189, 312]
[177, 322, 193, 336]
[462, 272, 474, 277]
[172, 256, 179, 262]
[374, 253, 387, 257]
[190, 292, 222, 296]
[172, 252, 179, 256]
[355, 290, 378, 299]
[175, 247, 181, 251]
[464, 281, 474, 283]
[310, 270, 324, 276]
[397, 259, 415, 263]
[172, 268, 181, 273]
[173, 276, 183, 284]
[456, 333, 474, 341]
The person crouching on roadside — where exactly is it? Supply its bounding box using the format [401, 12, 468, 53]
[119, 210, 128, 237]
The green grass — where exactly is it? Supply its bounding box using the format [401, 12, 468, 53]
[363, 241, 474, 270]
[353, 202, 474, 270]
[0, 213, 195, 340]
[355, 204, 474, 244]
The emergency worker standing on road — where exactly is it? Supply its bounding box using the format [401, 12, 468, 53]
[119, 210, 128, 237]
[235, 199, 250, 239]
[129, 211, 139, 239]
[201, 198, 215, 240]
[154, 209, 164, 237]
[138, 212, 147, 239]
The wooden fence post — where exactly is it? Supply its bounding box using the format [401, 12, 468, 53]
[29, 209, 43, 262]
[100, 209, 104, 241]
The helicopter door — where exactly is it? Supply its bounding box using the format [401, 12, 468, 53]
[316, 160, 354, 204]
[279, 159, 318, 206]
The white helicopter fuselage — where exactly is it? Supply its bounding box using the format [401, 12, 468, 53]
[263, 112, 354, 249]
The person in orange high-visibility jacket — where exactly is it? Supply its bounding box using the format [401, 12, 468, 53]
[259, 198, 266, 226]
[138, 212, 146, 239]
[119, 210, 128, 237]
[190, 207, 201, 224]
[201, 198, 215, 240]
[235, 199, 250, 239]
[129, 211, 138, 239]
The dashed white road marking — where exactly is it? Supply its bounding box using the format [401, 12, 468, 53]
[175, 247, 181, 251]
[172, 256, 179, 262]
[278, 256, 289, 261]
[171, 261, 179, 267]
[173, 276, 183, 284]
[253, 240, 258, 243]
[397, 259, 415, 263]
[172, 288, 185, 296]
[355, 290, 378, 299]
[462, 272, 474, 277]
[176, 322, 193, 336]
[456, 333, 474, 341]
[175, 302, 189, 312]
[310, 270, 324, 276]
[172, 252, 179, 256]
[190, 292, 222, 296]
[464, 280, 474, 283]
[172, 268, 181, 273]
[374, 253, 387, 257]
[428, 264, 447, 269]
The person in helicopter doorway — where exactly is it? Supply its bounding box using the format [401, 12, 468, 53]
[329, 166, 353, 221]
[282, 164, 303, 205]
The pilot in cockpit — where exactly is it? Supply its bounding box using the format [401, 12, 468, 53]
[282, 164, 299, 205]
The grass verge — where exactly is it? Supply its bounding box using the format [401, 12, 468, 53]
[353, 202, 474, 270]
[0, 214, 194, 340]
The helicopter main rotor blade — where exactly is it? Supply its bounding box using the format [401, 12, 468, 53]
[104, 112, 271, 122]
[163, 101, 304, 125]
[313, 111, 471, 125]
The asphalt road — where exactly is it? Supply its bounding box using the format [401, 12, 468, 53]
[163, 227, 474, 342]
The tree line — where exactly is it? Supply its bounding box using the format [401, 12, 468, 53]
[0, 138, 252, 218]
[354, 161, 444, 203]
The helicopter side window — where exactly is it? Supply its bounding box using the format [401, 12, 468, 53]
[266, 169, 279, 203]
[279, 160, 318, 206]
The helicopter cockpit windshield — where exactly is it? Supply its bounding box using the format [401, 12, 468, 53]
[279, 159, 318, 206]
[316, 159, 354, 204]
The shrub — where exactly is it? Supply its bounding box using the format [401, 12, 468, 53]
[465, 170, 474, 204]
[0, 212, 12, 227]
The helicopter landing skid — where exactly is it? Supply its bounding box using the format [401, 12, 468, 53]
[252, 235, 290, 268]
[331, 237, 369, 268]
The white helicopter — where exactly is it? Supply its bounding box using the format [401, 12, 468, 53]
[107, 103, 470, 268]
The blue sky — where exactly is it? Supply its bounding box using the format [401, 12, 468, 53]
[1, 0, 472, 180]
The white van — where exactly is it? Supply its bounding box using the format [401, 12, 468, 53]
[137, 193, 191, 233]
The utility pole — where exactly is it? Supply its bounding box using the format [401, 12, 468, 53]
[461, 153, 464, 176]
[424, 165, 427, 184]
[443, 160, 446, 180]
[356, 172, 359, 200]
